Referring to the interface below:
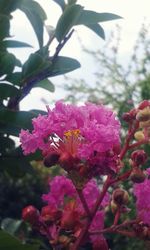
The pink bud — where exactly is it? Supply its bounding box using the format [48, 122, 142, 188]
[138, 100, 150, 110]
[131, 150, 147, 166]
[22, 205, 40, 225]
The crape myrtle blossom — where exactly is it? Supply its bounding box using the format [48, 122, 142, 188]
[41, 176, 109, 249]
[20, 101, 121, 178]
[134, 168, 150, 225]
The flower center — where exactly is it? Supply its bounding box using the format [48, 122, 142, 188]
[63, 129, 81, 156]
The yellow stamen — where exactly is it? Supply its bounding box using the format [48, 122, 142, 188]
[64, 129, 80, 138]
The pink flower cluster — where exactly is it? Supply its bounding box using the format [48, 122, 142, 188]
[41, 175, 109, 248]
[20, 101, 120, 176]
[134, 168, 150, 225]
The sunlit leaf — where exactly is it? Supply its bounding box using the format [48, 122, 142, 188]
[48, 56, 81, 76]
[85, 23, 105, 39]
[2, 40, 32, 48]
[76, 11, 122, 25]
[34, 79, 55, 92]
[19, 0, 47, 48]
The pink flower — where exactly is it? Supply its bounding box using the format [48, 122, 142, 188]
[90, 211, 109, 250]
[134, 168, 150, 224]
[42, 176, 76, 207]
[42, 176, 109, 211]
[20, 101, 120, 176]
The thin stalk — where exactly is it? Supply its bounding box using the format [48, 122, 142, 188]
[71, 176, 111, 250]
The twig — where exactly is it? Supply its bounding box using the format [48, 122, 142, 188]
[76, 188, 91, 218]
[71, 176, 111, 250]
[7, 30, 75, 110]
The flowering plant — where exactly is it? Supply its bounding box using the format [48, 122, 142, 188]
[20, 100, 150, 250]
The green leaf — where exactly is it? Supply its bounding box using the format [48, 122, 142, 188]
[68, 0, 77, 5]
[55, 4, 83, 42]
[52, 0, 65, 11]
[0, 83, 20, 99]
[19, 0, 47, 48]
[0, 109, 47, 136]
[5, 72, 22, 86]
[0, 137, 15, 153]
[2, 40, 32, 48]
[0, 109, 35, 133]
[22, 53, 51, 79]
[0, 0, 21, 14]
[0, 52, 17, 76]
[76, 11, 122, 25]
[0, 155, 34, 177]
[1, 219, 23, 236]
[0, 230, 39, 250]
[49, 56, 80, 76]
[85, 23, 105, 39]
[34, 79, 55, 92]
[0, 14, 10, 39]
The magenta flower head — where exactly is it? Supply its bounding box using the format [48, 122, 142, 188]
[134, 168, 150, 225]
[20, 101, 120, 180]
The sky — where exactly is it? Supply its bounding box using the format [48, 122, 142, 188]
[10, 0, 150, 110]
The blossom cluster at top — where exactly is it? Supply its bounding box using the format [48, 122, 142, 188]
[20, 101, 121, 178]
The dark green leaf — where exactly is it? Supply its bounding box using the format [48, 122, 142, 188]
[0, 109, 35, 132]
[0, 83, 20, 99]
[55, 4, 83, 42]
[0, 137, 15, 153]
[0, 14, 10, 39]
[52, 0, 65, 11]
[34, 79, 55, 92]
[0, 52, 17, 76]
[5, 72, 22, 86]
[0, 0, 21, 14]
[68, 0, 77, 5]
[76, 11, 122, 25]
[0, 109, 46, 137]
[85, 23, 105, 39]
[22, 53, 51, 79]
[2, 40, 32, 48]
[11, 146, 43, 162]
[0, 156, 34, 177]
[19, 0, 47, 48]
[0, 230, 39, 250]
[49, 56, 80, 76]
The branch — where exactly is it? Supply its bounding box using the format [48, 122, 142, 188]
[7, 30, 75, 110]
[71, 176, 111, 250]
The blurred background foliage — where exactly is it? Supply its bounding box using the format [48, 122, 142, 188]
[0, 0, 149, 249]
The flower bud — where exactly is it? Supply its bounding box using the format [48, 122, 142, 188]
[112, 188, 129, 206]
[136, 107, 150, 122]
[43, 151, 60, 167]
[139, 120, 150, 128]
[131, 150, 147, 166]
[110, 200, 118, 213]
[22, 205, 40, 225]
[122, 112, 132, 122]
[59, 152, 76, 170]
[130, 167, 146, 183]
[134, 131, 145, 141]
[138, 100, 150, 110]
